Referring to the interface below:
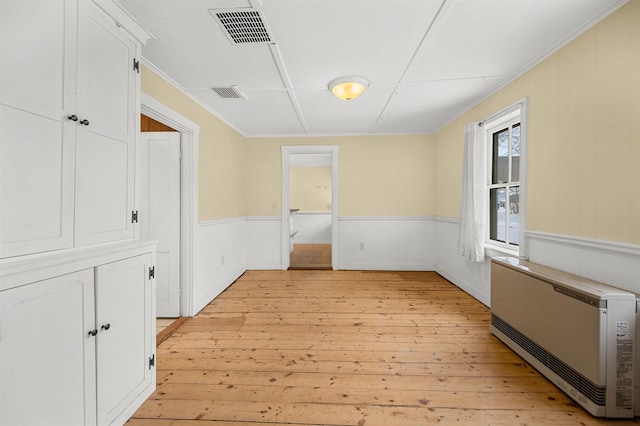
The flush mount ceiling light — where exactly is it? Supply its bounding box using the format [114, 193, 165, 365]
[328, 76, 369, 101]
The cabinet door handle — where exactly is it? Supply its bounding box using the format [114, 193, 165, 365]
[79, 119, 90, 126]
[68, 114, 78, 122]
[101, 323, 111, 331]
[88, 329, 98, 337]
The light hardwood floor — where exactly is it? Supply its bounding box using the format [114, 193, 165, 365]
[289, 244, 331, 270]
[129, 270, 628, 425]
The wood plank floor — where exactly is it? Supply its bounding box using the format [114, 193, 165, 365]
[289, 244, 331, 270]
[129, 270, 629, 425]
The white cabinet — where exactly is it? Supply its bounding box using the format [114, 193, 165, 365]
[0, 0, 147, 258]
[0, 270, 96, 426]
[0, 0, 77, 257]
[74, 0, 138, 246]
[96, 254, 153, 425]
[0, 244, 156, 426]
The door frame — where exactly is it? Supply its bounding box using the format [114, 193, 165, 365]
[140, 93, 199, 317]
[281, 145, 339, 270]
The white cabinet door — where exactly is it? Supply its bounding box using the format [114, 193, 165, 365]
[95, 254, 153, 425]
[139, 132, 181, 317]
[0, 0, 77, 258]
[0, 269, 96, 426]
[74, 0, 138, 246]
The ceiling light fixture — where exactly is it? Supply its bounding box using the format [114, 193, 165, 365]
[328, 76, 369, 101]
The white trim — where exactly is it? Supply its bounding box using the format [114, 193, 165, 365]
[434, 216, 460, 224]
[525, 230, 640, 257]
[141, 58, 246, 137]
[140, 93, 199, 317]
[342, 263, 437, 271]
[199, 217, 246, 227]
[340, 216, 437, 222]
[435, 266, 490, 307]
[282, 146, 339, 270]
[91, 0, 154, 45]
[246, 216, 281, 222]
[483, 98, 529, 258]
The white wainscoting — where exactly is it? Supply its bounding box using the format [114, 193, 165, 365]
[246, 216, 282, 270]
[292, 212, 332, 244]
[434, 217, 640, 308]
[338, 217, 436, 271]
[193, 218, 246, 314]
[434, 217, 491, 306]
[526, 230, 640, 295]
[191, 215, 639, 314]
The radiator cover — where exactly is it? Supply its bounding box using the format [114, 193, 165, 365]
[490, 257, 637, 418]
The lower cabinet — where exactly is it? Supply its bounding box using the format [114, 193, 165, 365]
[96, 254, 154, 425]
[0, 248, 155, 425]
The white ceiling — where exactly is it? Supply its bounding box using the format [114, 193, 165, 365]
[118, 0, 626, 137]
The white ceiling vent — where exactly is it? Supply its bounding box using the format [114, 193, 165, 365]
[210, 8, 272, 44]
[211, 85, 247, 99]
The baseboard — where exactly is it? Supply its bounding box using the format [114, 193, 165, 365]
[436, 266, 490, 307]
[246, 261, 283, 270]
[194, 266, 245, 314]
[340, 263, 436, 271]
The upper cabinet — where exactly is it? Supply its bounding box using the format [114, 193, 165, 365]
[0, 0, 78, 257]
[74, 0, 138, 246]
[0, 0, 151, 258]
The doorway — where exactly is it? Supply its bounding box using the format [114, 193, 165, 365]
[288, 166, 332, 270]
[281, 146, 339, 270]
[140, 93, 200, 320]
[139, 122, 181, 317]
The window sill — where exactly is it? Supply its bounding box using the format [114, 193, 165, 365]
[484, 244, 519, 259]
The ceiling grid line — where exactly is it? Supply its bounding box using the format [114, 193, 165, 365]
[119, 0, 629, 137]
[370, 0, 448, 133]
[268, 43, 309, 135]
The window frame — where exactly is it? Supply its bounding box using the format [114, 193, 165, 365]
[482, 100, 528, 258]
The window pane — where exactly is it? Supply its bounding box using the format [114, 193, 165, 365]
[490, 188, 506, 243]
[511, 123, 520, 182]
[492, 128, 509, 184]
[509, 186, 520, 246]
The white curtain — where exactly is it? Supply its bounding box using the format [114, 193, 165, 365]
[457, 122, 486, 262]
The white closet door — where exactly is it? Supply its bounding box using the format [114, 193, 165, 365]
[74, 0, 137, 246]
[0, 0, 76, 258]
[0, 270, 96, 426]
[139, 132, 181, 317]
[95, 254, 153, 425]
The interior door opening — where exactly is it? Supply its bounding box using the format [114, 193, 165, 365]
[281, 146, 339, 271]
[140, 114, 181, 339]
[288, 166, 332, 270]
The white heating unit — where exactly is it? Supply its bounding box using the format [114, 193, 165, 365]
[490, 257, 637, 418]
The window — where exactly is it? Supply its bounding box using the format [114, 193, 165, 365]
[485, 108, 524, 251]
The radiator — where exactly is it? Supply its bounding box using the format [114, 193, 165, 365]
[490, 257, 637, 418]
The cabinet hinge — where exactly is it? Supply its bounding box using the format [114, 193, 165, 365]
[149, 266, 155, 280]
[133, 58, 140, 73]
[131, 210, 139, 223]
[149, 354, 155, 369]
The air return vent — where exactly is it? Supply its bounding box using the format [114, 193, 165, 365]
[210, 8, 272, 44]
[211, 86, 247, 99]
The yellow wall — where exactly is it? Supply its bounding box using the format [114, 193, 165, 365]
[141, 65, 246, 220]
[291, 167, 332, 212]
[245, 135, 435, 217]
[435, 1, 640, 244]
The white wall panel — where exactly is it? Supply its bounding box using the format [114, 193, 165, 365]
[434, 218, 640, 308]
[193, 218, 246, 314]
[526, 231, 640, 295]
[434, 218, 491, 306]
[338, 217, 436, 271]
[292, 212, 332, 244]
[246, 217, 282, 270]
